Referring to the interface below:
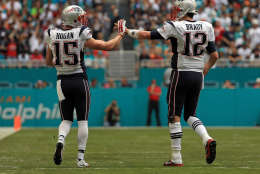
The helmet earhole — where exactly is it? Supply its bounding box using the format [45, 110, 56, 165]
[74, 20, 77, 23]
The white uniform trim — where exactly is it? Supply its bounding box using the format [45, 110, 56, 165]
[59, 101, 64, 120]
[173, 71, 180, 116]
[57, 80, 65, 101]
[82, 79, 88, 120]
[168, 71, 175, 115]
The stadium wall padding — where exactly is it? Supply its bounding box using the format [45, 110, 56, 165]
[0, 88, 260, 127]
[139, 68, 260, 87]
[0, 68, 105, 86]
[1, 68, 260, 87]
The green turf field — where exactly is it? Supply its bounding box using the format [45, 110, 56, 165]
[0, 128, 260, 174]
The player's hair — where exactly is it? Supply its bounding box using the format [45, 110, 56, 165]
[186, 13, 195, 18]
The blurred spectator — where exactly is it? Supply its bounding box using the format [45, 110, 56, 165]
[93, 50, 107, 68]
[17, 32, 30, 62]
[31, 50, 43, 61]
[222, 80, 236, 89]
[18, 53, 30, 64]
[149, 47, 163, 60]
[147, 79, 161, 127]
[103, 78, 116, 88]
[238, 43, 251, 60]
[228, 47, 242, 66]
[250, 46, 260, 61]
[6, 36, 17, 59]
[104, 100, 120, 127]
[34, 80, 48, 89]
[222, 25, 235, 47]
[139, 48, 150, 60]
[253, 78, 260, 89]
[214, 20, 225, 43]
[90, 78, 98, 88]
[120, 77, 132, 88]
[248, 19, 260, 50]
[6, 0, 22, 15]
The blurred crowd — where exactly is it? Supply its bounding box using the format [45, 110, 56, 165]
[0, 0, 260, 68]
[90, 77, 134, 88]
[130, 0, 260, 67]
[0, 0, 119, 68]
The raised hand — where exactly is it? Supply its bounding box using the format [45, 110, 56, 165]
[117, 19, 126, 36]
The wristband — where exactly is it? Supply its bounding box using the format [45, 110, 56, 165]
[127, 29, 140, 39]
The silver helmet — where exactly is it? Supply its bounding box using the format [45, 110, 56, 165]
[171, 0, 197, 20]
[61, 5, 88, 27]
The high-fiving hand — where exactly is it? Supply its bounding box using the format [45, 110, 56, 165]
[117, 19, 126, 36]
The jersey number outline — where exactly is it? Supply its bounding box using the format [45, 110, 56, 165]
[54, 41, 79, 66]
[183, 32, 207, 57]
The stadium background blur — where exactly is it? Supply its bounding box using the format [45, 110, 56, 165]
[0, 0, 260, 127]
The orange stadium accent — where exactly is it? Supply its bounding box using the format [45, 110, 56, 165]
[14, 115, 22, 131]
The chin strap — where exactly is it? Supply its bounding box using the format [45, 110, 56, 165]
[127, 29, 140, 39]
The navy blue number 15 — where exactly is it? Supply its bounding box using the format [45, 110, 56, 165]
[54, 41, 79, 66]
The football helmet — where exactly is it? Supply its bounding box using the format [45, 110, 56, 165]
[61, 5, 88, 27]
[171, 0, 197, 20]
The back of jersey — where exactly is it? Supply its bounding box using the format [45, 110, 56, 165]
[157, 20, 215, 72]
[45, 26, 92, 75]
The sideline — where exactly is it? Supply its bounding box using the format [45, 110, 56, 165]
[0, 128, 16, 141]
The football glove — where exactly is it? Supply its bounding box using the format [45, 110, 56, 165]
[117, 19, 126, 36]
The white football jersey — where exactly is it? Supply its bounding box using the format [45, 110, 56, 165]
[157, 20, 215, 72]
[45, 26, 92, 75]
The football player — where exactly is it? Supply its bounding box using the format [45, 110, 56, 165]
[45, 5, 126, 167]
[126, 0, 218, 166]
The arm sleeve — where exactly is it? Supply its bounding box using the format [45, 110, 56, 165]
[157, 21, 177, 40]
[151, 30, 164, 40]
[44, 29, 52, 46]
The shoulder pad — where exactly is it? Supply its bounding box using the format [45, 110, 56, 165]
[166, 21, 175, 28]
[79, 26, 88, 37]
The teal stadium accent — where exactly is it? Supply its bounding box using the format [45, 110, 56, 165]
[0, 88, 260, 127]
[1, 68, 260, 88]
[0, 68, 105, 87]
[139, 68, 260, 87]
[1, 68, 260, 127]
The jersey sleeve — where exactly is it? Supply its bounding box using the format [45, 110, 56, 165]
[79, 26, 92, 41]
[206, 24, 217, 53]
[44, 28, 52, 47]
[208, 24, 215, 42]
[157, 21, 177, 40]
[150, 30, 164, 40]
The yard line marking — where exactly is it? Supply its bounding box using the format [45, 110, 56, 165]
[0, 128, 16, 141]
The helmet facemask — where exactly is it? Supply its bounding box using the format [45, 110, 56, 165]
[170, 5, 181, 21]
[78, 12, 88, 26]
